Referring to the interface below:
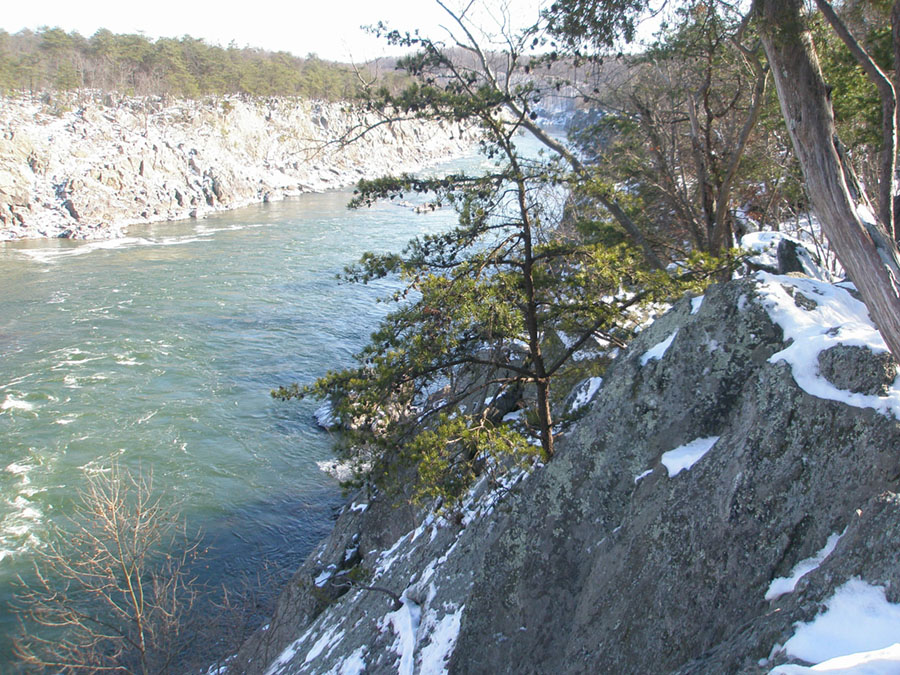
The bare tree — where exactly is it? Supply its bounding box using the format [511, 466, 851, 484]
[570, 1, 770, 257]
[13, 464, 201, 674]
[545, 0, 900, 360]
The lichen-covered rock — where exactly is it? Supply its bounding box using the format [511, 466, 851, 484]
[231, 273, 900, 674]
[817, 344, 897, 396]
[0, 134, 36, 227]
[0, 94, 476, 241]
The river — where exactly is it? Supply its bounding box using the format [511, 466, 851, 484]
[0, 167, 474, 662]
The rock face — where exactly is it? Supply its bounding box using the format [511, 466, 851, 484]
[0, 93, 475, 241]
[229, 272, 900, 674]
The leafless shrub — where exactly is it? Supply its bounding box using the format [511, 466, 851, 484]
[12, 463, 201, 674]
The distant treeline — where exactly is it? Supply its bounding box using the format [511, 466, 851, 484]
[0, 27, 408, 100]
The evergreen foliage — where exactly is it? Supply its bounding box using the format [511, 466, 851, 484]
[815, 0, 893, 148]
[0, 26, 408, 99]
[275, 3, 735, 508]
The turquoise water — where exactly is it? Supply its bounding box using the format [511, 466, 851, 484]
[0, 185, 464, 661]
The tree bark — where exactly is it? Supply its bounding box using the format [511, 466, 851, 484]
[715, 44, 768, 253]
[755, 0, 900, 361]
[893, 1, 900, 234]
[508, 141, 555, 460]
[814, 0, 897, 240]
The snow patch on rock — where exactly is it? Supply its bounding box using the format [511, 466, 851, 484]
[770, 579, 900, 673]
[766, 532, 843, 601]
[640, 330, 678, 366]
[756, 273, 900, 419]
[660, 437, 720, 477]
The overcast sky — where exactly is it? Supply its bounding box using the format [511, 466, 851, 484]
[0, 0, 548, 63]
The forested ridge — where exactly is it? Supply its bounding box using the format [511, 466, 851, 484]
[0, 27, 410, 99]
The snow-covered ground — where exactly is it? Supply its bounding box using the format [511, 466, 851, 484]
[261, 466, 530, 674]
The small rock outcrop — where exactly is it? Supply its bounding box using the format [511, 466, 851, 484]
[229, 271, 900, 674]
[817, 344, 897, 396]
[0, 94, 475, 241]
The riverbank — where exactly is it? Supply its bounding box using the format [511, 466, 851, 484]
[0, 179, 474, 663]
[0, 93, 476, 241]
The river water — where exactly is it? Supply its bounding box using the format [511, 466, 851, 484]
[0, 172, 471, 661]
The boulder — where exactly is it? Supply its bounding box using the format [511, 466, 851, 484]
[231, 273, 900, 674]
[817, 344, 897, 396]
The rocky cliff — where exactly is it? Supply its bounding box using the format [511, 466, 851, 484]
[226, 258, 900, 674]
[0, 94, 475, 241]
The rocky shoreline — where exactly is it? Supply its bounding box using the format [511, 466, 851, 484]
[0, 93, 476, 241]
[227, 250, 900, 672]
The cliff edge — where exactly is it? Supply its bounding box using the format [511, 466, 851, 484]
[0, 94, 474, 241]
[228, 266, 900, 674]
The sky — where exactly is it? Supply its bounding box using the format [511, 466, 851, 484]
[0, 0, 547, 63]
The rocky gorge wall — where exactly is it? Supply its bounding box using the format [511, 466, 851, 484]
[226, 255, 900, 673]
[0, 93, 475, 240]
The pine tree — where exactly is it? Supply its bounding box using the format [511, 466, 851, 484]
[276, 2, 729, 506]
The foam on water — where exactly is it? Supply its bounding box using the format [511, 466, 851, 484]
[16, 223, 275, 264]
[62, 374, 82, 388]
[0, 374, 33, 391]
[0, 462, 45, 563]
[17, 237, 156, 263]
[0, 396, 34, 412]
[5, 462, 34, 478]
[114, 355, 141, 366]
[195, 223, 271, 235]
[53, 354, 106, 368]
[135, 410, 158, 424]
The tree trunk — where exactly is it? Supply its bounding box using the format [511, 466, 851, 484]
[509, 146, 555, 460]
[754, 0, 900, 361]
[814, 0, 897, 240]
[893, 1, 900, 236]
